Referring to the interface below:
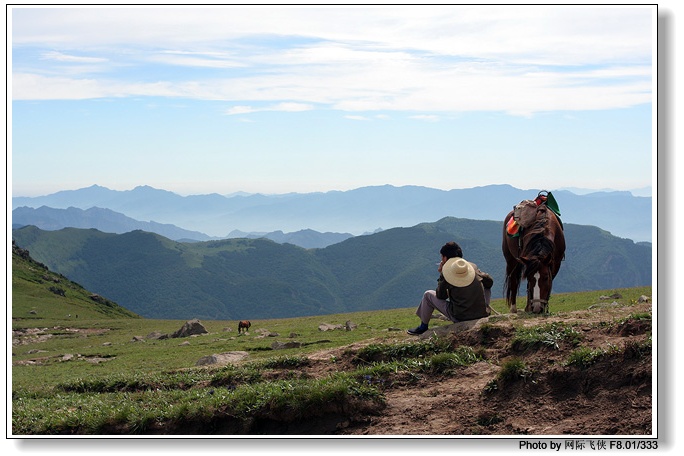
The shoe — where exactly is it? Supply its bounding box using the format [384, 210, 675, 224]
[407, 326, 428, 335]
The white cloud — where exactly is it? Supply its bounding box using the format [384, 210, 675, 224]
[10, 5, 654, 115]
[224, 102, 314, 115]
[344, 115, 371, 121]
[41, 51, 108, 63]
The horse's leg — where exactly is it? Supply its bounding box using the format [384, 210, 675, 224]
[506, 263, 519, 313]
[526, 271, 545, 313]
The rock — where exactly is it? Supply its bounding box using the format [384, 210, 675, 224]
[171, 319, 208, 338]
[638, 295, 650, 303]
[195, 351, 249, 366]
[319, 323, 344, 331]
[254, 329, 280, 338]
[85, 357, 110, 364]
[589, 301, 621, 309]
[418, 318, 488, 339]
[271, 341, 302, 350]
[131, 336, 145, 342]
[345, 321, 357, 331]
[49, 286, 65, 297]
[600, 293, 623, 300]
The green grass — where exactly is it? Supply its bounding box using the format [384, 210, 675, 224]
[12, 285, 652, 434]
[13, 374, 384, 435]
[511, 322, 583, 351]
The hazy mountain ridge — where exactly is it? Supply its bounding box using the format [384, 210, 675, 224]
[12, 184, 652, 242]
[12, 206, 216, 242]
[12, 206, 353, 248]
[12, 218, 651, 320]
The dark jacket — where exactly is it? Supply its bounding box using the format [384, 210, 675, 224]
[436, 262, 493, 321]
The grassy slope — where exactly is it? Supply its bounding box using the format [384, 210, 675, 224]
[12, 282, 652, 391]
[11, 242, 652, 435]
[11, 242, 140, 321]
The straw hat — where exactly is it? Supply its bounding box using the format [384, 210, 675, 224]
[442, 258, 476, 287]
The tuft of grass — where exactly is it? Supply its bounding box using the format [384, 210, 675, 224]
[420, 347, 482, 374]
[511, 322, 582, 351]
[254, 355, 311, 369]
[496, 358, 534, 386]
[351, 337, 452, 365]
[565, 347, 606, 369]
[566, 336, 652, 369]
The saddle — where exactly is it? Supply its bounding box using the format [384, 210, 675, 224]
[506, 191, 562, 238]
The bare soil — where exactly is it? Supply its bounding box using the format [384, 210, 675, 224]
[278, 300, 653, 436]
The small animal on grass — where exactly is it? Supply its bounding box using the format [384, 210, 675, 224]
[237, 320, 251, 334]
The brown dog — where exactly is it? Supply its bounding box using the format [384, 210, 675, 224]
[238, 320, 251, 334]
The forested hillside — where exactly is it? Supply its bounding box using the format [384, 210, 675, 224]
[12, 217, 651, 320]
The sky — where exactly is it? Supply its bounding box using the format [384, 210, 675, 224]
[9, 4, 657, 197]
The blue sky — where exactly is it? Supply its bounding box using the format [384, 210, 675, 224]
[10, 5, 655, 197]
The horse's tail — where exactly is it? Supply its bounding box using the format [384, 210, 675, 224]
[503, 262, 523, 308]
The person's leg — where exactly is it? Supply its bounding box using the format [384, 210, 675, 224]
[408, 290, 449, 335]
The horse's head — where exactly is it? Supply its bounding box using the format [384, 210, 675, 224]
[520, 254, 554, 313]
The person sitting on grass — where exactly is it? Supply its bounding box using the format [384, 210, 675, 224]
[407, 242, 493, 336]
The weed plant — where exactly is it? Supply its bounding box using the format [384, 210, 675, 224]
[511, 322, 583, 351]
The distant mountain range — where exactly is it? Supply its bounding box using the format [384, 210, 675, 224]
[12, 206, 215, 241]
[12, 184, 652, 243]
[12, 218, 652, 320]
[12, 206, 353, 248]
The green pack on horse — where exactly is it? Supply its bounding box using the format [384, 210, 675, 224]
[502, 191, 565, 313]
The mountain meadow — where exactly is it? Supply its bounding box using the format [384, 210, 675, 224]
[12, 216, 651, 321]
[11, 241, 653, 436]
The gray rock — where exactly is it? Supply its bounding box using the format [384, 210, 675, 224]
[318, 323, 344, 331]
[271, 341, 302, 350]
[196, 351, 249, 366]
[418, 318, 489, 339]
[172, 319, 208, 338]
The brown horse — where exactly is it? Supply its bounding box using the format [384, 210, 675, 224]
[238, 320, 251, 334]
[502, 200, 565, 313]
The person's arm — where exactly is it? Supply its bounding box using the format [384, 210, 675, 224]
[436, 275, 449, 300]
[478, 270, 494, 290]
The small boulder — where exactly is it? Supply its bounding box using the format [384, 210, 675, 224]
[319, 323, 344, 331]
[172, 319, 208, 338]
[271, 341, 302, 350]
[195, 351, 249, 366]
[418, 318, 488, 339]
